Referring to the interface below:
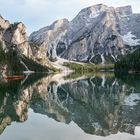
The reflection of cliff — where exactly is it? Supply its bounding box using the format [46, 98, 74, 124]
[0, 80, 31, 134]
[115, 73, 140, 91]
[1, 74, 140, 137]
[30, 75, 140, 136]
[30, 77, 71, 124]
[0, 73, 47, 134]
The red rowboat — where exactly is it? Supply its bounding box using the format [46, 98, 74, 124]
[3, 76, 25, 81]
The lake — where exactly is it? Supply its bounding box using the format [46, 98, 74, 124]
[0, 73, 140, 140]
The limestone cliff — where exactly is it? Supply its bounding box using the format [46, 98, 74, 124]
[0, 15, 50, 75]
[30, 19, 69, 62]
[30, 4, 140, 64]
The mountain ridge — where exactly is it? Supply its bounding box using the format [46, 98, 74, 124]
[29, 4, 140, 64]
[0, 16, 50, 76]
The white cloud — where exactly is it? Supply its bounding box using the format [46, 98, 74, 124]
[0, 0, 140, 34]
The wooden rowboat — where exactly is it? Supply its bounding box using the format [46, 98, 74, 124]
[3, 76, 25, 81]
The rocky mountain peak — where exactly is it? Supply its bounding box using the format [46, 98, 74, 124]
[29, 4, 140, 64]
[0, 15, 50, 75]
[2, 21, 32, 57]
[116, 5, 132, 16]
[10, 22, 27, 44]
[29, 18, 69, 61]
[52, 18, 69, 29]
[29, 18, 69, 44]
[90, 3, 108, 11]
[0, 15, 10, 29]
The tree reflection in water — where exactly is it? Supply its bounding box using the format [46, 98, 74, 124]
[0, 73, 140, 136]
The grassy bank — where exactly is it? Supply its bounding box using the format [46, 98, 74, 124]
[63, 62, 114, 72]
[63, 62, 114, 79]
[65, 71, 114, 80]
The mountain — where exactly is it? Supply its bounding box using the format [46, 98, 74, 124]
[0, 16, 50, 76]
[29, 4, 140, 64]
[30, 19, 69, 62]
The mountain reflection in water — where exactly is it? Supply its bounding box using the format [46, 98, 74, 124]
[0, 73, 140, 140]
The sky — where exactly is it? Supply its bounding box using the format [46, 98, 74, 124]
[0, 0, 140, 34]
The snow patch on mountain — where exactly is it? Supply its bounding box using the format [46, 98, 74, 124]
[89, 13, 100, 19]
[122, 32, 140, 46]
[89, 8, 100, 19]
